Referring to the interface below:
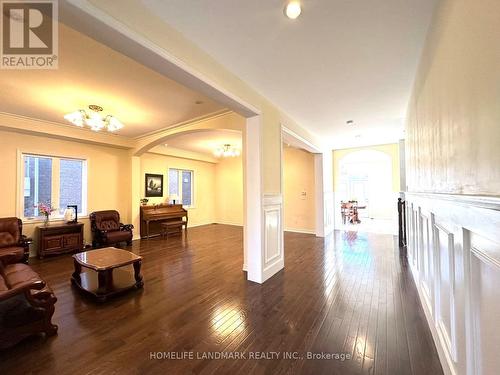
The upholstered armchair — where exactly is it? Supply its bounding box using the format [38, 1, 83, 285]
[0, 255, 58, 349]
[0, 217, 31, 264]
[89, 210, 134, 248]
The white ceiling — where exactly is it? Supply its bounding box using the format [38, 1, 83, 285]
[0, 23, 225, 138]
[142, 0, 438, 148]
[163, 129, 242, 157]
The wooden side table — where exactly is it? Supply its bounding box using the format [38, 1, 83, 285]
[37, 222, 84, 259]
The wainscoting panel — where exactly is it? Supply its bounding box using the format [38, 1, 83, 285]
[466, 232, 500, 375]
[262, 194, 284, 282]
[405, 193, 500, 375]
[419, 209, 434, 316]
[434, 222, 458, 363]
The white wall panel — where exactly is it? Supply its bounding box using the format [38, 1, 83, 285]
[405, 193, 500, 375]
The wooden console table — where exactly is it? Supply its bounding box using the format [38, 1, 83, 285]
[37, 222, 84, 259]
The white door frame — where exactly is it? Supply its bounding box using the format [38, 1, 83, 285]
[281, 126, 333, 237]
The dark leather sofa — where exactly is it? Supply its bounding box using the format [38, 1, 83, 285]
[0, 217, 31, 264]
[0, 254, 58, 349]
[89, 210, 134, 248]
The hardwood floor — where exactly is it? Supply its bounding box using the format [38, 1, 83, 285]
[0, 224, 443, 375]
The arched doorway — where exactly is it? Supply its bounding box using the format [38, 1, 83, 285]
[335, 149, 397, 233]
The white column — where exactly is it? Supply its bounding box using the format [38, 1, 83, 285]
[244, 116, 263, 282]
[315, 151, 334, 236]
[130, 155, 141, 240]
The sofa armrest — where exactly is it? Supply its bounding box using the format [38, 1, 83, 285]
[28, 286, 57, 306]
[0, 279, 45, 301]
[0, 251, 22, 265]
[120, 223, 134, 231]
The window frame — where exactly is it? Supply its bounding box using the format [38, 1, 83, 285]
[167, 168, 194, 208]
[17, 151, 88, 222]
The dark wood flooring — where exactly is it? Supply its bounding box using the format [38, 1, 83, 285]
[0, 224, 443, 375]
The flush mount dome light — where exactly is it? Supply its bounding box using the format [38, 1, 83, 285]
[64, 105, 124, 132]
[214, 144, 241, 158]
[284, 1, 301, 19]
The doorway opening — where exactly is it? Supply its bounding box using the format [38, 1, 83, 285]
[334, 147, 399, 235]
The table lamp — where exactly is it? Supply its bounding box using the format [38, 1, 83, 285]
[169, 194, 180, 205]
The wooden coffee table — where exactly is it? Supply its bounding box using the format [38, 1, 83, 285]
[71, 247, 143, 302]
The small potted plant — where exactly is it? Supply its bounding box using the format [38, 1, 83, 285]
[35, 202, 57, 225]
[140, 198, 149, 206]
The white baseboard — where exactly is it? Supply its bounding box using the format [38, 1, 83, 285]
[186, 221, 215, 228]
[214, 221, 243, 227]
[284, 227, 316, 235]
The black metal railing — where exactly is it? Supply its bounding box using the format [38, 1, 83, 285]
[397, 198, 407, 247]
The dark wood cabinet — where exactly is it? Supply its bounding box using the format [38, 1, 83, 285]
[37, 222, 84, 259]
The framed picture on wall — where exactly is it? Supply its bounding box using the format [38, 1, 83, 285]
[145, 173, 163, 197]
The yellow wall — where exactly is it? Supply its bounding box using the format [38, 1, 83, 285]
[140, 153, 216, 227]
[333, 143, 401, 193]
[406, 0, 500, 195]
[0, 130, 131, 248]
[283, 147, 316, 232]
[215, 157, 243, 225]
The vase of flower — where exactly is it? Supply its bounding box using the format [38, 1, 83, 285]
[36, 203, 56, 225]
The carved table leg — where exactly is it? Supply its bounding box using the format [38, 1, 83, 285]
[133, 260, 144, 288]
[97, 269, 113, 297]
[72, 259, 82, 283]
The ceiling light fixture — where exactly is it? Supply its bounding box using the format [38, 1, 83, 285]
[64, 105, 124, 132]
[214, 144, 240, 158]
[284, 1, 302, 19]
[346, 120, 354, 126]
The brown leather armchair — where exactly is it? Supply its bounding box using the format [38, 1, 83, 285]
[0, 217, 31, 264]
[89, 210, 133, 248]
[0, 255, 58, 349]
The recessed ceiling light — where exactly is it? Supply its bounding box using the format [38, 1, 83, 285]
[355, 134, 362, 139]
[284, 1, 301, 19]
[195, 100, 203, 105]
[346, 120, 354, 126]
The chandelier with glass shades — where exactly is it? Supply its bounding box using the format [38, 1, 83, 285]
[213, 144, 240, 158]
[64, 105, 124, 132]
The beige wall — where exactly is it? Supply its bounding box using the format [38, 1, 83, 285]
[283, 147, 316, 232]
[194, 147, 319, 231]
[215, 157, 243, 225]
[406, 0, 500, 195]
[0, 129, 131, 247]
[140, 153, 216, 227]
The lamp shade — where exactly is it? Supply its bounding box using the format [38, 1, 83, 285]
[169, 194, 180, 203]
[64, 110, 85, 127]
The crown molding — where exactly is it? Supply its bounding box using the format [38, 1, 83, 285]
[0, 111, 136, 149]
